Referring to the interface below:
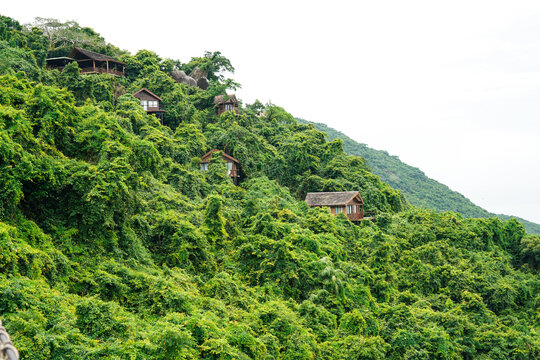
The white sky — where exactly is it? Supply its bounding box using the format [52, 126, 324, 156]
[4, 0, 540, 223]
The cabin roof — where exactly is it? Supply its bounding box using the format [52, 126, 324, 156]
[305, 191, 364, 206]
[201, 149, 239, 163]
[46, 56, 75, 61]
[69, 47, 125, 64]
[214, 94, 238, 105]
[133, 88, 163, 101]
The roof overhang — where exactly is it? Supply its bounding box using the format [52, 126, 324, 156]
[201, 149, 239, 163]
[46, 57, 75, 61]
[305, 191, 364, 207]
[133, 87, 163, 101]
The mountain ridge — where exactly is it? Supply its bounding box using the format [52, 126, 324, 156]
[298, 118, 540, 235]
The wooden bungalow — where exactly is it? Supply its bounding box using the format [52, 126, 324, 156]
[200, 149, 240, 184]
[214, 94, 239, 116]
[65, 47, 125, 76]
[133, 88, 166, 120]
[305, 191, 370, 221]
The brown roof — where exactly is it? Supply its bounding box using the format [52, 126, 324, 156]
[201, 149, 239, 163]
[69, 47, 125, 64]
[214, 94, 238, 105]
[133, 88, 163, 101]
[305, 191, 364, 206]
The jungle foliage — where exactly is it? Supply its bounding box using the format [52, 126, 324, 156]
[0, 15, 538, 359]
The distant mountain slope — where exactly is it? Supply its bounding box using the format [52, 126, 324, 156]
[300, 119, 540, 235]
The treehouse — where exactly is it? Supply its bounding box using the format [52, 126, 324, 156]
[200, 149, 240, 184]
[305, 191, 372, 221]
[65, 47, 125, 76]
[133, 88, 166, 120]
[214, 94, 239, 116]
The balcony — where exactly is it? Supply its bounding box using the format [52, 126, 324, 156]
[80, 67, 124, 77]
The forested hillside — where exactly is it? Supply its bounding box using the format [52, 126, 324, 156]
[1, 15, 539, 359]
[301, 119, 540, 236]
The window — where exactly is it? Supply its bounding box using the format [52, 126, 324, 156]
[335, 206, 344, 214]
[149, 100, 158, 108]
[347, 205, 356, 214]
[225, 103, 233, 111]
[140, 100, 148, 110]
[227, 162, 234, 175]
[200, 163, 208, 171]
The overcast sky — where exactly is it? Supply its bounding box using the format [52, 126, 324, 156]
[4, 0, 540, 223]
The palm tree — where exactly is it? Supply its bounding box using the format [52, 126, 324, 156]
[318, 257, 345, 298]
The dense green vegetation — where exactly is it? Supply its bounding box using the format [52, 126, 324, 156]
[301, 119, 540, 236]
[0, 15, 539, 359]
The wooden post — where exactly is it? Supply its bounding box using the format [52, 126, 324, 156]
[92, 60, 96, 73]
[106, 60, 109, 73]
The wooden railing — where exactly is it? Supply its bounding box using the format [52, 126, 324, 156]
[347, 211, 376, 221]
[147, 105, 166, 112]
[347, 212, 363, 221]
[79, 67, 124, 77]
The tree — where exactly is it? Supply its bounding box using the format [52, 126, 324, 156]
[204, 195, 228, 242]
[29, 17, 124, 58]
[521, 235, 540, 270]
[183, 51, 235, 82]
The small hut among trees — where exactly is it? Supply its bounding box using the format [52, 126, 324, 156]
[201, 149, 240, 184]
[46, 47, 125, 76]
[305, 191, 368, 221]
[214, 94, 239, 116]
[133, 88, 166, 120]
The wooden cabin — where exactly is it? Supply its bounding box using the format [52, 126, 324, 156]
[305, 191, 368, 221]
[63, 47, 125, 76]
[133, 88, 166, 119]
[214, 94, 239, 116]
[200, 149, 240, 184]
